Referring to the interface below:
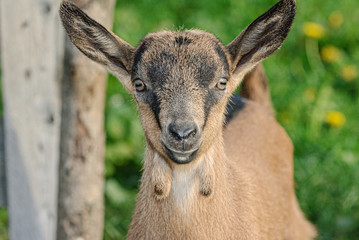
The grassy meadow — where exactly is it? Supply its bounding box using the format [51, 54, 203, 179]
[1, 0, 359, 239]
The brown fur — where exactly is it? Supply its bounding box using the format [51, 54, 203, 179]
[59, 0, 316, 239]
[241, 65, 274, 115]
[128, 102, 316, 240]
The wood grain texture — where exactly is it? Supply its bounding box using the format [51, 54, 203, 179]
[57, 1, 115, 239]
[0, 120, 6, 207]
[0, 0, 5, 208]
[0, 0, 64, 239]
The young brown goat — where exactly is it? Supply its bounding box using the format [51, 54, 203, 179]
[60, 0, 317, 239]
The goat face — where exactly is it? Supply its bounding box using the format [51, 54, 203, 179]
[131, 31, 231, 164]
[60, 0, 296, 164]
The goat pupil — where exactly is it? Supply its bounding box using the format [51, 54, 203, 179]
[135, 80, 145, 91]
[217, 79, 227, 90]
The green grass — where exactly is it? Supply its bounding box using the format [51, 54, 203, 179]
[1, 0, 358, 239]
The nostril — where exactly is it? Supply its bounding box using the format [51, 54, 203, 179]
[182, 127, 197, 139]
[168, 123, 197, 141]
[169, 126, 182, 140]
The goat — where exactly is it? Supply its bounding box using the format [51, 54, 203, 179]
[60, 0, 317, 239]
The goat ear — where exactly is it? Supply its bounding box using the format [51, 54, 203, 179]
[59, 1, 135, 93]
[226, 0, 296, 85]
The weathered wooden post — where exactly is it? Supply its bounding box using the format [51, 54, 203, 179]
[0, 0, 64, 239]
[0, 120, 6, 207]
[0, 0, 115, 239]
[0, 0, 5, 209]
[57, 0, 115, 239]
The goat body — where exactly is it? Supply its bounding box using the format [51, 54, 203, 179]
[59, 0, 317, 239]
[128, 71, 316, 239]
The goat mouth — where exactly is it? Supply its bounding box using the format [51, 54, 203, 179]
[163, 145, 199, 164]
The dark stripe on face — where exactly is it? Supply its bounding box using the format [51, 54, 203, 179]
[147, 52, 176, 85]
[201, 44, 230, 128]
[196, 59, 217, 87]
[215, 45, 229, 72]
[145, 91, 162, 129]
[203, 90, 221, 128]
[132, 41, 148, 73]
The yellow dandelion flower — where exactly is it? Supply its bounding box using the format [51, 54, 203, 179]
[303, 88, 317, 102]
[302, 22, 325, 39]
[320, 45, 341, 63]
[325, 111, 346, 127]
[341, 65, 357, 82]
[329, 11, 344, 29]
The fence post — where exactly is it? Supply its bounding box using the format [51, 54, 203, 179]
[0, 0, 64, 239]
[0, 0, 7, 209]
[56, 1, 115, 239]
[0, 120, 6, 207]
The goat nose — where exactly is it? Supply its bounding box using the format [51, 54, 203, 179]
[168, 122, 197, 141]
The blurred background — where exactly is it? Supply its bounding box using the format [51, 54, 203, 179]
[1, 0, 359, 239]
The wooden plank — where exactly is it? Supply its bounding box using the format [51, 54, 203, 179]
[0, 0, 63, 239]
[0, 0, 5, 208]
[0, 120, 6, 207]
[57, 1, 115, 239]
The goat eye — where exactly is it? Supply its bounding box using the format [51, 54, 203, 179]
[216, 78, 228, 90]
[134, 79, 146, 92]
